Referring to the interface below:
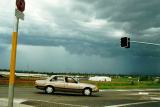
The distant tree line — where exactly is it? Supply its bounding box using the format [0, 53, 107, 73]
[0, 69, 160, 77]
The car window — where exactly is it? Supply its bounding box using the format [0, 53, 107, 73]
[57, 77, 64, 82]
[50, 76, 64, 82]
[65, 77, 76, 83]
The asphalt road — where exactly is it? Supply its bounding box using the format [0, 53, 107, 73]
[0, 86, 160, 107]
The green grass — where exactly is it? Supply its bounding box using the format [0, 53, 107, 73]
[81, 77, 160, 89]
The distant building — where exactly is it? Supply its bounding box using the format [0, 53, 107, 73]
[0, 71, 48, 78]
[89, 76, 111, 82]
[128, 76, 132, 79]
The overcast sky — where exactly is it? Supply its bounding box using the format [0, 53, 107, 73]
[0, 0, 160, 75]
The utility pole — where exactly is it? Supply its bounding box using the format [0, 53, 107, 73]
[8, 0, 25, 107]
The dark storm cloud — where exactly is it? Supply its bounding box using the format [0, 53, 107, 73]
[94, 0, 160, 35]
[1, 0, 160, 74]
[0, 35, 9, 54]
[1, 0, 160, 58]
[0, 46, 6, 54]
[2, 33, 160, 59]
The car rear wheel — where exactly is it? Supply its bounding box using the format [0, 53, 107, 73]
[83, 88, 92, 96]
[45, 86, 54, 94]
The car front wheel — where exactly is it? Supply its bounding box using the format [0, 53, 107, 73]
[83, 88, 92, 96]
[45, 86, 54, 94]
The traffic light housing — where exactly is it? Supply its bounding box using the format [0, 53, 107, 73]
[120, 37, 130, 48]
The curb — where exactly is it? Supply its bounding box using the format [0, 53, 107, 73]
[0, 98, 34, 107]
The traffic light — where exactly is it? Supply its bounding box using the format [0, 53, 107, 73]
[120, 37, 130, 48]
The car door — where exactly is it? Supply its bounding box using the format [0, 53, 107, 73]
[64, 77, 81, 92]
[50, 76, 65, 91]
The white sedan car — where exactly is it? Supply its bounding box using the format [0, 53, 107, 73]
[35, 75, 99, 96]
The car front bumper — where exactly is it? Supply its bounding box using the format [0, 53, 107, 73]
[35, 85, 46, 90]
[92, 88, 99, 92]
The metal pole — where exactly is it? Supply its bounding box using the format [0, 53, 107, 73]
[131, 41, 160, 46]
[8, 16, 19, 107]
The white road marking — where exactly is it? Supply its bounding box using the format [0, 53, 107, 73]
[0, 98, 33, 107]
[104, 101, 159, 107]
[138, 92, 149, 95]
[128, 92, 149, 96]
[14, 99, 27, 103]
[150, 97, 160, 100]
[100, 89, 129, 92]
[0, 98, 87, 107]
[27, 99, 87, 107]
[100, 89, 160, 92]
[0, 98, 27, 104]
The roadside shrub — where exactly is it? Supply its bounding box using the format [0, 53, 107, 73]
[130, 80, 135, 85]
[154, 79, 160, 83]
[139, 76, 154, 81]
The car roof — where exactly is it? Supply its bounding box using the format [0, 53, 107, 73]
[50, 75, 74, 78]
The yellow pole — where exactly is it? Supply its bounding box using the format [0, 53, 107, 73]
[8, 32, 18, 107]
[8, 16, 19, 107]
[9, 32, 18, 84]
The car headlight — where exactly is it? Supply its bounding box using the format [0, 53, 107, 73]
[93, 86, 99, 91]
[96, 86, 99, 90]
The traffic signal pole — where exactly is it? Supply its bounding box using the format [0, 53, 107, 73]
[8, 16, 19, 107]
[131, 41, 160, 46]
[120, 37, 160, 48]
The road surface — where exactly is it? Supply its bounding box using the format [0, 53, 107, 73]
[0, 86, 160, 107]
